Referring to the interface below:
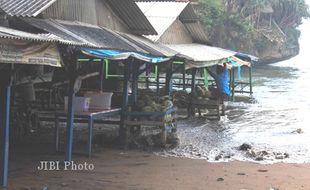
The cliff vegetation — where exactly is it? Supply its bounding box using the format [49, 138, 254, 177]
[196, 0, 310, 63]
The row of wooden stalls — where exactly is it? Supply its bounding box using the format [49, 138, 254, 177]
[0, 22, 257, 188]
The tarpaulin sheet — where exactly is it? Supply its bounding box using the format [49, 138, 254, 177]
[81, 48, 170, 63]
[0, 39, 62, 67]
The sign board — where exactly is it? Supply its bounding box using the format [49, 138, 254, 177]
[0, 39, 62, 67]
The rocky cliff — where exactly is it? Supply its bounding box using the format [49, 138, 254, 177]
[196, 0, 309, 63]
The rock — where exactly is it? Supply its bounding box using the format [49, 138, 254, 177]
[224, 154, 231, 159]
[217, 178, 224, 182]
[258, 169, 268, 173]
[274, 152, 289, 160]
[275, 155, 285, 159]
[291, 128, 303, 134]
[258, 150, 269, 156]
[239, 143, 252, 151]
[284, 153, 289, 158]
[246, 149, 256, 157]
[255, 157, 264, 161]
[215, 154, 222, 161]
[270, 187, 280, 190]
[60, 183, 69, 187]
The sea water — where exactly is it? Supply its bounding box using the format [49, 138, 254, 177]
[160, 13, 310, 164]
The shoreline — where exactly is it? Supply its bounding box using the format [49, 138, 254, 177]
[6, 146, 310, 190]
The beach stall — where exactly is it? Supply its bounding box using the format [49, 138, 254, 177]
[228, 53, 259, 100]
[19, 17, 169, 160]
[80, 47, 177, 147]
[166, 43, 237, 119]
[0, 0, 172, 188]
[0, 26, 66, 187]
[135, 0, 259, 113]
[0, 0, 158, 163]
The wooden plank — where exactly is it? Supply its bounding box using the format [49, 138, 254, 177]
[125, 120, 166, 126]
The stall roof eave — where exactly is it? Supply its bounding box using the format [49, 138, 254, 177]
[0, 25, 59, 43]
[166, 43, 236, 69]
[118, 32, 177, 57]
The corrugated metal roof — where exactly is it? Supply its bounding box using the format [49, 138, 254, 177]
[179, 3, 198, 22]
[166, 43, 236, 68]
[118, 32, 177, 57]
[106, 0, 157, 35]
[0, 0, 56, 17]
[0, 25, 77, 45]
[22, 18, 149, 53]
[179, 4, 209, 44]
[136, 1, 188, 42]
[184, 22, 209, 44]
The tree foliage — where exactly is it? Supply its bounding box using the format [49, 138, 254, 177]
[196, 0, 310, 57]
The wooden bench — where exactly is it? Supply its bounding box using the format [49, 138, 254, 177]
[124, 107, 177, 146]
[191, 99, 225, 120]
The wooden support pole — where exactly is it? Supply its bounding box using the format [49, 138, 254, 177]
[132, 62, 138, 105]
[165, 62, 173, 96]
[0, 64, 12, 187]
[191, 68, 196, 96]
[99, 60, 104, 92]
[105, 59, 109, 80]
[156, 65, 160, 98]
[249, 65, 253, 95]
[182, 63, 186, 90]
[119, 61, 130, 146]
[231, 67, 235, 101]
[65, 58, 77, 161]
[146, 64, 149, 89]
[203, 68, 208, 87]
[189, 68, 196, 116]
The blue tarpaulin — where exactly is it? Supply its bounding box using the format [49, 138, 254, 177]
[81, 48, 170, 63]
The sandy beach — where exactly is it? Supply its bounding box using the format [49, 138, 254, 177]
[4, 143, 310, 190]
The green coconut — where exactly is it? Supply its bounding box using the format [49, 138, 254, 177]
[142, 106, 153, 112]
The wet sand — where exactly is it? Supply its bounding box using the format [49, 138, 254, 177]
[4, 145, 310, 190]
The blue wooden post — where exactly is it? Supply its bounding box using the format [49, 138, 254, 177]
[65, 58, 77, 161]
[99, 60, 104, 91]
[0, 64, 12, 187]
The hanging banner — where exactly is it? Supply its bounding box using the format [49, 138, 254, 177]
[0, 39, 62, 67]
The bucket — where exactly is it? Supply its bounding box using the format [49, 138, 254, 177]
[64, 96, 90, 113]
[85, 92, 113, 110]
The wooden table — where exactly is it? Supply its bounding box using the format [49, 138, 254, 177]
[54, 108, 121, 157]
